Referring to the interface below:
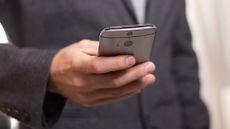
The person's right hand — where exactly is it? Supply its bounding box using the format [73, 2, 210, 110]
[48, 40, 156, 107]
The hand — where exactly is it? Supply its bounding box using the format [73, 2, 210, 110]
[49, 40, 156, 107]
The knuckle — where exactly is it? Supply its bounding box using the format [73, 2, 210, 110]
[115, 56, 130, 69]
[72, 78, 87, 91]
[70, 58, 82, 70]
[111, 79, 122, 87]
[75, 84, 85, 92]
[133, 69, 144, 78]
[80, 39, 89, 44]
[92, 60, 101, 73]
[77, 40, 88, 47]
[115, 58, 125, 68]
[79, 39, 93, 48]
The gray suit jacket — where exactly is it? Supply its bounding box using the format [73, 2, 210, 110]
[0, 113, 10, 129]
[0, 0, 209, 129]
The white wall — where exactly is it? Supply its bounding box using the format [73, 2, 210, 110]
[218, 0, 230, 78]
[0, 23, 8, 43]
[218, 1, 230, 128]
[187, 0, 230, 129]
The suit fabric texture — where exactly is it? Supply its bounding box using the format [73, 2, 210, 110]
[0, 0, 209, 129]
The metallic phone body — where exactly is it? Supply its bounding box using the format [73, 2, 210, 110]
[99, 24, 157, 63]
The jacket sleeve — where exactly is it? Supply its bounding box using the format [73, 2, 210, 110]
[0, 0, 4, 9]
[0, 45, 66, 129]
[0, 48, 65, 129]
[171, 0, 210, 129]
[0, 1, 66, 129]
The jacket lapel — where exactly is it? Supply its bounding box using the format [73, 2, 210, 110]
[121, 0, 138, 24]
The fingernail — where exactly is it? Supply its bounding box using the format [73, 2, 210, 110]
[126, 56, 136, 66]
[145, 63, 155, 73]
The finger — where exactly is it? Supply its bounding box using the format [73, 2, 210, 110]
[78, 40, 99, 56]
[86, 74, 155, 100]
[87, 88, 141, 107]
[88, 61, 155, 90]
[85, 55, 136, 74]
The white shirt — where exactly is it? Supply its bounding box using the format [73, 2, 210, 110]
[130, 0, 147, 24]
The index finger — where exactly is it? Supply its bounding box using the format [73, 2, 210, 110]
[86, 55, 136, 74]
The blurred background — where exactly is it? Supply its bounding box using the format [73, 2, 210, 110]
[0, 0, 229, 129]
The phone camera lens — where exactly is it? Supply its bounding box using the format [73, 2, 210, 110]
[124, 40, 133, 47]
[127, 32, 133, 36]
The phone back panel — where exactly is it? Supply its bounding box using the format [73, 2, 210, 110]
[99, 25, 156, 63]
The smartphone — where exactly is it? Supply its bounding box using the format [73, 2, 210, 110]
[99, 24, 157, 63]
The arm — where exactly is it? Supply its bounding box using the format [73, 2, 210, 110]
[172, 0, 209, 128]
[0, 1, 66, 128]
[0, 41, 156, 129]
[0, 45, 66, 129]
[0, 1, 156, 129]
